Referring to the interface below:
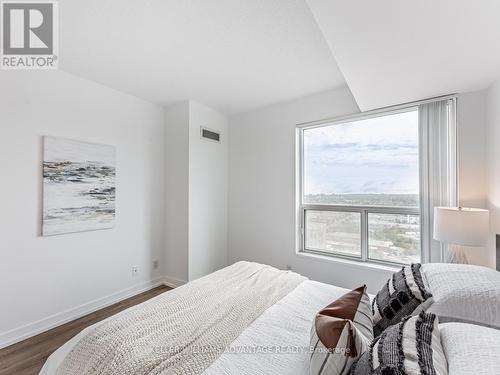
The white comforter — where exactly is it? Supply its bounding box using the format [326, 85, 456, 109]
[41, 279, 350, 375]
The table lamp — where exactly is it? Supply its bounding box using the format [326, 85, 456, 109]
[433, 207, 490, 264]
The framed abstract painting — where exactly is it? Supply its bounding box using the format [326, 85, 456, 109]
[42, 137, 116, 236]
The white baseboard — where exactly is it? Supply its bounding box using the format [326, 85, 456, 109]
[0, 278, 167, 349]
[162, 275, 187, 288]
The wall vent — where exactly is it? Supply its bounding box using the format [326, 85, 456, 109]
[200, 127, 221, 143]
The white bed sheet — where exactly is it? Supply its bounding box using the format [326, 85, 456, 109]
[40, 280, 352, 375]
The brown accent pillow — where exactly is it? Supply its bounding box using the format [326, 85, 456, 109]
[310, 286, 374, 375]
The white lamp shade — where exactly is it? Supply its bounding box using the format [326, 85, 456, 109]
[433, 207, 490, 246]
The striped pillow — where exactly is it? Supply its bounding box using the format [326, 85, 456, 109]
[310, 285, 373, 375]
[372, 264, 433, 337]
[349, 312, 448, 375]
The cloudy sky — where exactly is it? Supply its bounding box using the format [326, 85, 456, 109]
[303, 110, 419, 196]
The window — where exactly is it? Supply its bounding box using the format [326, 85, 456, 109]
[298, 109, 421, 265]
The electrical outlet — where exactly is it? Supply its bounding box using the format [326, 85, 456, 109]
[153, 260, 159, 270]
[132, 266, 139, 277]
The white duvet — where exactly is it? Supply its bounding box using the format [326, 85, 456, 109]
[41, 280, 351, 375]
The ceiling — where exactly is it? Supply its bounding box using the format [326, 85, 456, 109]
[59, 0, 346, 115]
[307, 0, 500, 111]
[59, 1, 500, 114]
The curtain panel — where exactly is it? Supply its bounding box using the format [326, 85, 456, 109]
[419, 98, 458, 263]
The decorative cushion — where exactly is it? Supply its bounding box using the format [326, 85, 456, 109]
[372, 263, 433, 337]
[421, 263, 500, 329]
[310, 285, 373, 375]
[349, 312, 448, 375]
[439, 322, 500, 375]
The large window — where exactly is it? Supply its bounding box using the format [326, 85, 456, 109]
[298, 109, 421, 265]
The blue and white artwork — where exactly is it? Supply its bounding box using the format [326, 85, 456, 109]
[42, 137, 116, 236]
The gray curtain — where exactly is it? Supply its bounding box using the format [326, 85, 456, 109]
[419, 98, 458, 263]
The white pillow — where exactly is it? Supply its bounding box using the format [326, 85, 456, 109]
[440, 322, 500, 375]
[421, 263, 500, 328]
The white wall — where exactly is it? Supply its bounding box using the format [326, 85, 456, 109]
[228, 87, 492, 292]
[458, 91, 488, 209]
[163, 101, 228, 282]
[164, 102, 190, 284]
[188, 102, 228, 280]
[486, 78, 500, 269]
[457, 90, 492, 266]
[0, 70, 166, 347]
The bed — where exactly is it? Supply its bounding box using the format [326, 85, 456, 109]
[40, 261, 500, 375]
[41, 262, 352, 375]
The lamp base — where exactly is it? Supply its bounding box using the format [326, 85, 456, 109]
[446, 244, 469, 264]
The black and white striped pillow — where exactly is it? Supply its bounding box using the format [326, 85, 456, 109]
[349, 312, 448, 375]
[310, 286, 373, 375]
[372, 263, 433, 337]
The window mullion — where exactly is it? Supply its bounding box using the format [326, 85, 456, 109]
[361, 209, 368, 262]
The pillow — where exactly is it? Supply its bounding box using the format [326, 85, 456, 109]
[421, 263, 500, 329]
[372, 263, 433, 336]
[439, 322, 500, 375]
[310, 285, 373, 375]
[349, 312, 448, 375]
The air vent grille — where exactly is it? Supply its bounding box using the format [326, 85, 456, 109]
[201, 127, 221, 143]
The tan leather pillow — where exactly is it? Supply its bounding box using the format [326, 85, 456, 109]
[310, 286, 373, 375]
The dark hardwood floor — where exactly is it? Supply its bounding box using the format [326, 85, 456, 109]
[0, 285, 171, 375]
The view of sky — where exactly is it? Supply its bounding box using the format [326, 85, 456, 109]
[303, 110, 419, 196]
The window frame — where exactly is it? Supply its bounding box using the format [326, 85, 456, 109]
[297, 106, 422, 267]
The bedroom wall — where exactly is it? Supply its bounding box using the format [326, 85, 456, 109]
[164, 102, 190, 285]
[188, 101, 228, 281]
[457, 90, 491, 267]
[486, 78, 500, 269]
[457, 91, 488, 209]
[228, 87, 491, 292]
[163, 101, 229, 283]
[0, 70, 166, 348]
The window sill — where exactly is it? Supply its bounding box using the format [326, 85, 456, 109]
[295, 250, 401, 274]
